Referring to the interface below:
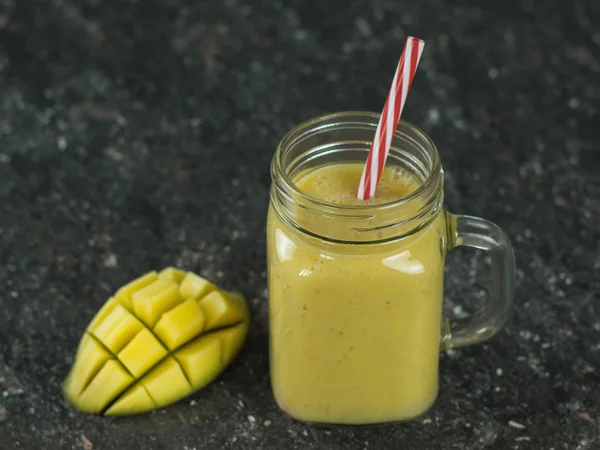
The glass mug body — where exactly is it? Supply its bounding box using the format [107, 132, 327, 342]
[267, 112, 515, 425]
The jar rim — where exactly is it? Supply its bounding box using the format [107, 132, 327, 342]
[273, 111, 442, 212]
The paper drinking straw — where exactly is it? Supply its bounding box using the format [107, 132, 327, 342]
[357, 36, 425, 200]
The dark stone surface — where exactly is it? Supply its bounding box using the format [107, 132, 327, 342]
[0, 0, 599, 448]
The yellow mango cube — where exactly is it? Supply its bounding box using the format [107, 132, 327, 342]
[198, 291, 247, 331]
[87, 297, 119, 333]
[140, 357, 192, 406]
[115, 271, 158, 310]
[105, 383, 155, 416]
[174, 334, 222, 389]
[62, 334, 112, 400]
[77, 359, 133, 414]
[179, 272, 214, 299]
[213, 321, 249, 365]
[153, 299, 205, 351]
[132, 278, 182, 328]
[91, 305, 144, 354]
[158, 267, 187, 283]
[118, 329, 168, 378]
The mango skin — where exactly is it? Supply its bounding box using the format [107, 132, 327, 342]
[63, 268, 250, 415]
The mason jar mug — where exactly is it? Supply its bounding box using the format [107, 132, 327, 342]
[267, 112, 515, 425]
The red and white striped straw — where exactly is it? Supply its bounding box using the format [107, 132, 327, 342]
[357, 36, 425, 200]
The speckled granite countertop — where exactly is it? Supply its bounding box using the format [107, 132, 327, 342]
[0, 0, 599, 449]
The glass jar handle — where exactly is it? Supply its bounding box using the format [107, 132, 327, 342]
[441, 213, 516, 349]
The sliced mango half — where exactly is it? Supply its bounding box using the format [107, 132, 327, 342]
[63, 268, 250, 415]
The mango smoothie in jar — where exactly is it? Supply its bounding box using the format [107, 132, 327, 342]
[267, 112, 515, 425]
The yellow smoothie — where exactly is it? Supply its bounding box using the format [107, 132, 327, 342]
[267, 163, 447, 424]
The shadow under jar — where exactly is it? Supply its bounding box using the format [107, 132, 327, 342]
[267, 112, 515, 425]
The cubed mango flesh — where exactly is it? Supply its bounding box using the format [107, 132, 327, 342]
[198, 291, 247, 332]
[91, 305, 144, 353]
[63, 334, 112, 401]
[158, 267, 187, 283]
[132, 278, 182, 328]
[87, 297, 119, 333]
[117, 329, 168, 378]
[179, 272, 215, 299]
[115, 271, 158, 311]
[153, 299, 205, 351]
[77, 359, 134, 414]
[174, 333, 223, 388]
[139, 357, 193, 406]
[63, 269, 250, 416]
[214, 321, 250, 366]
[105, 383, 154, 416]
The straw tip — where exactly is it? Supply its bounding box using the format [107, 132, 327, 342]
[407, 36, 426, 45]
